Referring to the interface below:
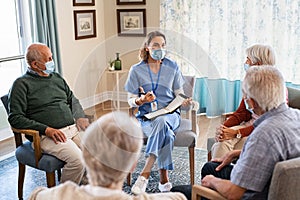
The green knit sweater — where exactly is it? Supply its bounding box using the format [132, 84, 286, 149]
[8, 71, 85, 138]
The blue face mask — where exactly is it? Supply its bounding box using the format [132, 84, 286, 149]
[244, 63, 250, 71]
[150, 49, 166, 61]
[244, 99, 253, 113]
[43, 60, 55, 74]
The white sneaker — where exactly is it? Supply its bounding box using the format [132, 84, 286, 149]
[158, 182, 172, 192]
[131, 176, 149, 195]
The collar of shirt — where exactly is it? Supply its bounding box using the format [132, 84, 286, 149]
[253, 103, 289, 128]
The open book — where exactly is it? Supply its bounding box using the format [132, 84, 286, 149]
[144, 93, 189, 119]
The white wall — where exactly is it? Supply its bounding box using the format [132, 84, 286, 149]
[55, 0, 160, 107]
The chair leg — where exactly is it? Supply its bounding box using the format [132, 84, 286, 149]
[127, 173, 131, 186]
[189, 147, 195, 185]
[46, 172, 56, 187]
[207, 151, 212, 161]
[18, 163, 25, 200]
[57, 169, 62, 182]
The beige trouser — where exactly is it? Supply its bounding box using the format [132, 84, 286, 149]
[211, 125, 248, 159]
[40, 124, 85, 184]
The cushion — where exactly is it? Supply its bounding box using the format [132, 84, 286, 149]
[268, 157, 300, 200]
[287, 87, 300, 109]
[15, 141, 65, 172]
[174, 119, 197, 147]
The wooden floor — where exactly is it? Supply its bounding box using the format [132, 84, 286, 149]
[0, 101, 222, 160]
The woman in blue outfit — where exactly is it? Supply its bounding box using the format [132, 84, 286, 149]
[125, 31, 188, 194]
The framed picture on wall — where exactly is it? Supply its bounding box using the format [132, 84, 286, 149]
[116, 0, 146, 5]
[73, 0, 95, 6]
[73, 10, 96, 40]
[117, 9, 146, 37]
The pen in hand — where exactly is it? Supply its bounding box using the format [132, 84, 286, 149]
[138, 86, 155, 103]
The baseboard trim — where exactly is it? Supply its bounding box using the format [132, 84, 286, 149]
[80, 91, 128, 110]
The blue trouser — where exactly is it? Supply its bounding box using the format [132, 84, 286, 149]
[139, 112, 180, 170]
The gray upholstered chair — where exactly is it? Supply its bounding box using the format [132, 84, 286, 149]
[192, 157, 300, 200]
[1, 94, 65, 200]
[127, 75, 199, 185]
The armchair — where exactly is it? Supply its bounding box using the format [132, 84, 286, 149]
[126, 75, 199, 185]
[192, 157, 300, 200]
[1, 94, 65, 200]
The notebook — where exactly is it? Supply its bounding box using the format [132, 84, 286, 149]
[144, 93, 189, 119]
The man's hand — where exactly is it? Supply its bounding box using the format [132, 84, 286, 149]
[201, 175, 216, 189]
[45, 127, 66, 144]
[76, 118, 90, 131]
[202, 174, 247, 199]
[211, 150, 241, 171]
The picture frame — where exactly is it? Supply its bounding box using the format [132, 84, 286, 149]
[73, 10, 96, 40]
[116, 0, 146, 5]
[73, 0, 95, 6]
[117, 9, 146, 37]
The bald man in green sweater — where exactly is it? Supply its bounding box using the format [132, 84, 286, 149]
[8, 43, 89, 184]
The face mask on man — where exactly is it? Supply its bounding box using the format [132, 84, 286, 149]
[150, 49, 166, 61]
[43, 60, 55, 74]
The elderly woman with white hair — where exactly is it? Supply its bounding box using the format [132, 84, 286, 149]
[210, 44, 283, 159]
[29, 111, 186, 200]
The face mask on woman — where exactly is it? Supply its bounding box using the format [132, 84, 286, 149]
[150, 49, 166, 61]
[244, 63, 250, 71]
[244, 98, 253, 113]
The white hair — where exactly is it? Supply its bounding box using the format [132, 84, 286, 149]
[246, 44, 276, 65]
[81, 111, 143, 186]
[242, 65, 285, 111]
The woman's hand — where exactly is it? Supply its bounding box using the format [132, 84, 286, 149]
[215, 125, 238, 142]
[135, 86, 156, 105]
[141, 91, 156, 103]
[181, 98, 192, 107]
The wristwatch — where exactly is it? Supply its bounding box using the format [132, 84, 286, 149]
[236, 130, 242, 139]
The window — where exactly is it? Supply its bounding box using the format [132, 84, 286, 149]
[0, 0, 32, 141]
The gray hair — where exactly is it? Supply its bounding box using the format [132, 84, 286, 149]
[242, 65, 285, 111]
[25, 43, 48, 67]
[246, 44, 276, 65]
[81, 111, 143, 187]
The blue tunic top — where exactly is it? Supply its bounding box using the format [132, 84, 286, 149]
[231, 103, 300, 199]
[125, 58, 185, 117]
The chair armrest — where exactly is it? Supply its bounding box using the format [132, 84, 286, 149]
[182, 100, 199, 133]
[192, 185, 226, 200]
[12, 127, 41, 168]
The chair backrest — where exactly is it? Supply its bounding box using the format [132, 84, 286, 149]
[1, 94, 9, 114]
[183, 75, 195, 98]
[287, 87, 300, 109]
[268, 157, 300, 200]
